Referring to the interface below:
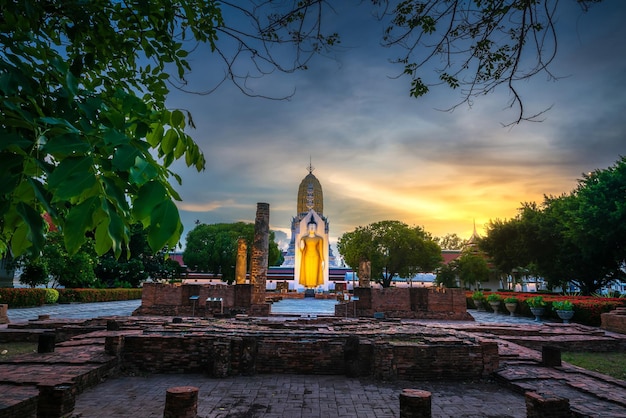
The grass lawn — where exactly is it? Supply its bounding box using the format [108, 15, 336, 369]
[562, 351, 626, 381]
[0, 342, 38, 359]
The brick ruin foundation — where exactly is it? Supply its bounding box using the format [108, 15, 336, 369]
[134, 283, 472, 321]
[105, 316, 498, 381]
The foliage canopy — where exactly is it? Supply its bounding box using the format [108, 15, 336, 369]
[480, 156, 626, 295]
[337, 220, 441, 287]
[183, 222, 283, 284]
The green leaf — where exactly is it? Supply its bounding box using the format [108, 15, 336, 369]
[48, 156, 98, 201]
[104, 128, 130, 146]
[39, 117, 80, 134]
[94, 218, 113, 256]
[64, 196, 100, 254]
[130, 156, 159, 186]
[148, 199, 181, 251]
[171, 109, 185, 128]
[132, 181, 168, 226]
[16, 202, 45, 253]
[43, 133, 91, 156]
[10, 222, 31, 256]
[161, 128, 178, 154]
[146, 123, 164, 147]
[112, 145, 141, 171]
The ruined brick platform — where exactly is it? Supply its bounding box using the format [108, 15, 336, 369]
[1, 314, 625, 417]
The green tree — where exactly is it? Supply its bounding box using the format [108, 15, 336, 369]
[479, 156, 626, 295]
[435, 233, 465, 250]
[183, 222, 282, 284]
[338, 220, 442, 287]
[18, 258, 49, 288]
[456, 252, 490, 289]
[41, 232, 97, 288]
[435, 262, 458, 288]
[0, 1, 336, 259]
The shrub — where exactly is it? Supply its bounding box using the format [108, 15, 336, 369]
[0, 288, 47, 307]
[525, 296, 546, 308]
[57, 288, 142, 303]
[552, 300, 573, 311]
[472, 291, 485, 300]
[44, 288, 59, 304]
[504, 297, 518, 304]
[487, 293, 502, 302]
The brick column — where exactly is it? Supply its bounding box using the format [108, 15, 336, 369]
[105, 334, 125, 356]
[235, 237, 248, 284]
[38, 332, 56, 353]
[525, 391, 571, 418]
[212, 341, 231, 378]
[37, 382, 76, 418]
[249, 203, 270, 315]
[0, 304, 8, 324]
[542, 346, 562, 367]
[399, 389, 432, 418]
[163, 386, 198, 418]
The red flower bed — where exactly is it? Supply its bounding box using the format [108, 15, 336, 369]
[465, 291, 625, 326]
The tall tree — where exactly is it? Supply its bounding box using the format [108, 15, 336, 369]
[183, 222, 282, 284]
[338, 220, 442, 287]
[456, 252, 490, 289]
[436, 233, 465, 250]
[480, 156, 626, 294]
[0, 1, 336, 259]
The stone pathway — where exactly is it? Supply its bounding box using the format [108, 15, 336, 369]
[5, 300, 142, 322]
[71, 374, 526, 418]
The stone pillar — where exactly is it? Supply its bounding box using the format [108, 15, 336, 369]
[235, 237, 248, 284]
[37, 382, 76, 418]
[38, 332, 56, 353]
[163, 386, 198, 418]
[250, 203, 270, 314]
[542, 346, 562, 367]
[399, 389, 432, 418]
[212, 341, 231, 378]
[358, 259, 371, 288]
[105, 335, 125, 356]
[240, 337, 258, 376]
[525, 391, 571, 418]
[0, 304, 8, 324]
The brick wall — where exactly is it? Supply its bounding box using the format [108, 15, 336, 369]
[601, 307, 626, 335]
[343, 287, 470, 320]
[118, 333, 496, 380]
[135, 283, 252, 316]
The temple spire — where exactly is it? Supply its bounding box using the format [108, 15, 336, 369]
[307, 156, 314, 174]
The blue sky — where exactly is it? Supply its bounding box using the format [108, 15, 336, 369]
[165, 1, 626, 249]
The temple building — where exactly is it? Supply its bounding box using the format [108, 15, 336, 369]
[281, 164, 339, 290]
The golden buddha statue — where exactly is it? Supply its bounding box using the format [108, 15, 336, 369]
[299, 220, 325, 287]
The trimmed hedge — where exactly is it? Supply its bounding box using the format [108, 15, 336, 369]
[57, 288, 142, 303]
[466, 291, 626, 327]
[0, 288, 142, 308]
[0, 288, 48, 308]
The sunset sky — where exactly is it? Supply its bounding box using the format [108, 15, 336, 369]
[165, 1, 626, 250]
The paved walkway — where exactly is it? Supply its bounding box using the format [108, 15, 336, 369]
[6, 299, 541, 325]
[71, 374, 526, 418]
[5, 299, 142, 322]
